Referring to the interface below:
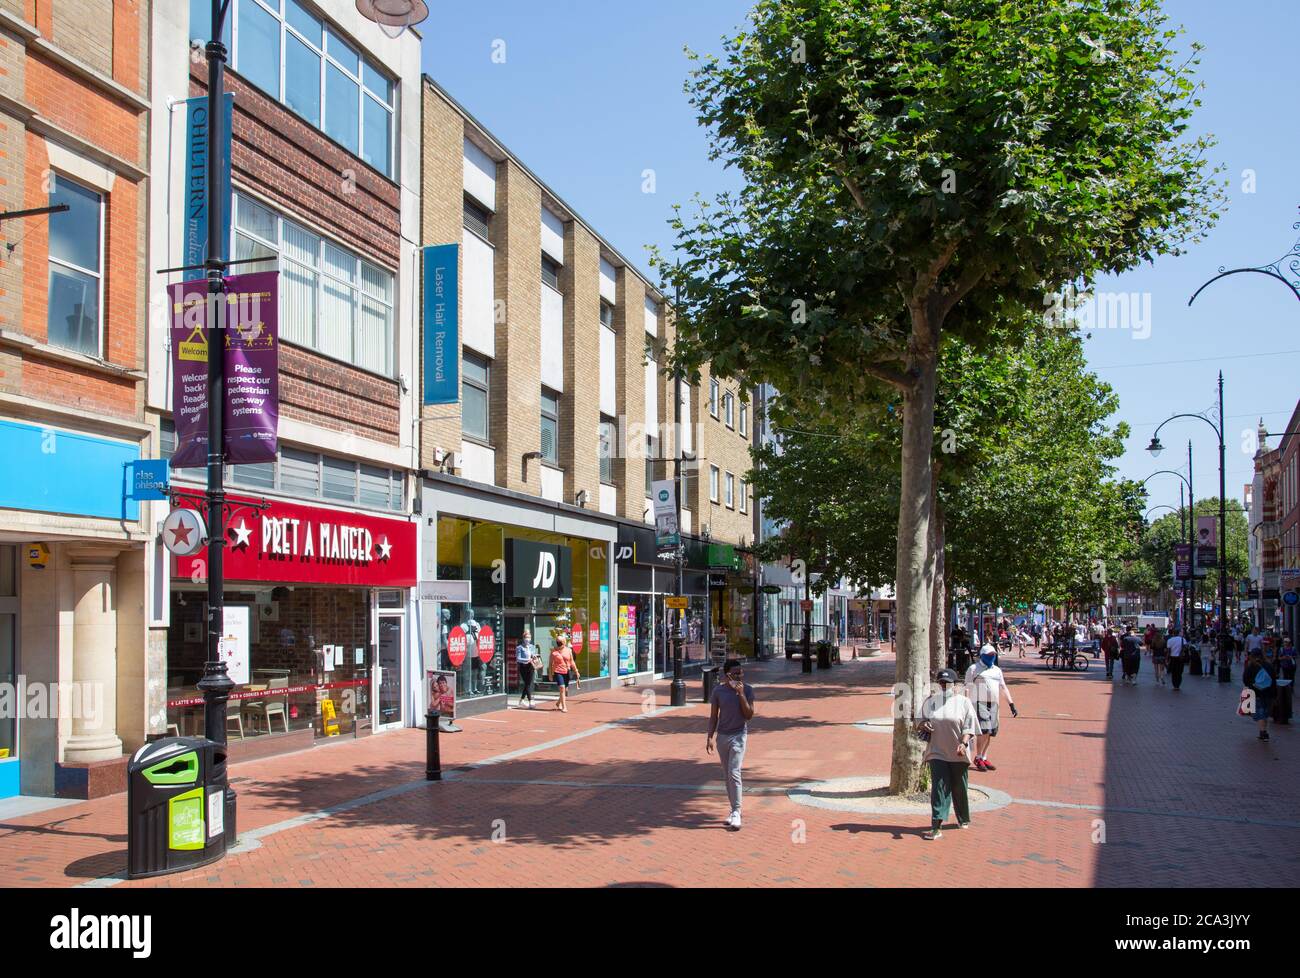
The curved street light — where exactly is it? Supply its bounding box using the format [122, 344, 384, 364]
[1188, 208, 1300, 308]
[356, 0, 430, 38]
[1147, 375, 1230, 681]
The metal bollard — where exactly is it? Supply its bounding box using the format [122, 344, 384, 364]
[425, 710, 441, 781]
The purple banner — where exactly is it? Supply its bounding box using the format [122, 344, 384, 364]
[169, 279, 210, 469]
[168, 272, 279, 467]
[223, 271, 279, 464]
[1174, 543, 1192, 581]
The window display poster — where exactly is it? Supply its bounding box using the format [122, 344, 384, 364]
[323, 644, 335, 673]
[220, 606, 250, 685]
[618, 604, 636, 676]
[427, 670, 456, 719]
[600, 585, 610, 678]
[355, 647, 365, 666]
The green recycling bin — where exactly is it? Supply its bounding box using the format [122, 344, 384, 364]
[127, 737, 229, 879]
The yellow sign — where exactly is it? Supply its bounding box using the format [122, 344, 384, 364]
[177, 323, 208, 362]
[25, 542, 50, 570]
[665, 596, 688, 610]
[321, 699, 340, 737]
[0, 748, 9, 759]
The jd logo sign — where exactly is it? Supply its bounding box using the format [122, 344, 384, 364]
[532, 551, 557, 590]
[507, 539, 572, 599]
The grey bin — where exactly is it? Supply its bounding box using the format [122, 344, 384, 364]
[126, 736, 232, 880]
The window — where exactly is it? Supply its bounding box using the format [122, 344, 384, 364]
[723, 392, 734, 429]
[710, 465, 720, 503]
[462, 351, 490, 442]
[599, 416, 616, 485]
[645, 436, 659, 497]
[47, 174, 103, 356]
[739, 401, 748, 438]
[234, 193, 394, 375]
[709, 379, 719, 418]
[463, 198, 490, 240]
[214, 0, 395, 177]
[739, 479, 748, 514]
[725, 472, 735, 509]
[541, 256, 560, 291]
[540, 387, 560, 464]
[161, 419, 405, 510]
[600, 301, 614, 328]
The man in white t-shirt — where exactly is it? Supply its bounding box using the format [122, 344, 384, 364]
[1165, 627, 1187, 691]
[964, 645, 1018, 772]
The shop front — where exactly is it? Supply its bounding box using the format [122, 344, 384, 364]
[420, 477, 618, 717]
[708, 546, 757, 660]
[613, 525, 710, 678]
[168, 492, 416, 758]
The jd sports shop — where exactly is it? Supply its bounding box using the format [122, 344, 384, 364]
[167, 492, 417, 757]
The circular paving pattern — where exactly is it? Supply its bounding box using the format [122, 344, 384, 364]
[853, 716, 897, 734]
[786, 775, 1013, 815]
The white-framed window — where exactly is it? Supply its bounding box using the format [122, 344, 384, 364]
[725, 472, 735, 509]
[723, 391, 734, 429]
[739, 401, 748, 438]
[463, 198, 491, 240]
[206, 0, 396, 177]
[540, 387, 560, 464]
[47, 173, 103, 357]
[644, 435, 658, 497]
[739, 479, 748, 514]
[709, 464, 720, 503]
[599, 416, 616, 485]
[234, 192, 395, 375]
[462, 351, 490, 443]
[709, 379, 719, 418]
[600, 300, 614, 329]
[541, 255, 560, 291]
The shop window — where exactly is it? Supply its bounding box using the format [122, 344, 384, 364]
[280, 447, 321, 497]
[322, 455, 357, 502]
[47, 174, 103, 357]
[231, 460, 275, 491]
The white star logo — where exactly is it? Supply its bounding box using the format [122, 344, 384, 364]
[376, 537, 392, 561]
[230, 519, 252, 548]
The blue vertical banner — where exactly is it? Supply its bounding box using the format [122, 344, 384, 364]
[423, 244, 459, 405]
[183, 93, 234, 268]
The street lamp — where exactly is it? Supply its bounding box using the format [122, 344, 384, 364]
[1142, 463, 1195, 634]
[1147, 374, 1230, 682]
[356, 0, 429, 38]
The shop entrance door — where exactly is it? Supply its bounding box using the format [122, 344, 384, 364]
[376, 614, 403, 729]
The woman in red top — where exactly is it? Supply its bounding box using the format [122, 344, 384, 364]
[549, 633, 581, 713]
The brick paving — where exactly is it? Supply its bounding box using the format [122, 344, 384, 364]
[2, 647, 1298, 888]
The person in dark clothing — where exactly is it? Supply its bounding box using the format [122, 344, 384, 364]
[1101, 627, 1120, 680]
[1271, 640, 1295, 725]
[1243, 650, 1277, 742]
[1120, 626, 1143, 686]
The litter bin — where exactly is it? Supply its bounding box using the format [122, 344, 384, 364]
[127, 737, 230, 880]
[702, 665, 720, 704]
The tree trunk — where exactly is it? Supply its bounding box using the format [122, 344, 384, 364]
[930, 500, 946, 676]
[889, 341, 938, 796]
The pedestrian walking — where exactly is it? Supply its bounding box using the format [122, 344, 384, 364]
[1242, 648, 1277, 742]
[1245, 627, 1263, 666]
[1120, 626, 1143, 686]
[515, 627, 541, 708]
[549, 633, 580, 712]
[1274, 637, 1296, 725]
[1149, 627, 1167, 685]
[1166, 627, 1187, 691]
[917, 668, 980, 840]
[705, 658, 755, 830]
[965, 645, 1019, 772]
[1101, 627, 1119, 680]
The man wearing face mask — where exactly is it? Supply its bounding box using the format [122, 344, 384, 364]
[917, 668, 980, 840]
[964, 644, 1018, 772]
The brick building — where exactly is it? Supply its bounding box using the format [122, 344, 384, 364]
[416, 78, 760, 715]
[145, 0, 422, 765]
[0, 0, 151, 799]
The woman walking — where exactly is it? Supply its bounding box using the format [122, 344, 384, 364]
[916, 668, 980, 841]
[1120, 625, 1143, 686]
[1243, 648, 1276, 742]
[515, 626, 541, 708]
[549, 632, 581, 713]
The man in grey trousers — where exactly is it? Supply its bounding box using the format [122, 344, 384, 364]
[706, 658, 755, 830]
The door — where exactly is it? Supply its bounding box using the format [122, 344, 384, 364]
[376, 614, 403, 729]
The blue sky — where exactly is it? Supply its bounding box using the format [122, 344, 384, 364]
[419, 0, 1299, 517]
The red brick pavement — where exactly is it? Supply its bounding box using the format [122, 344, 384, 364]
[3, 648, 1298, 887]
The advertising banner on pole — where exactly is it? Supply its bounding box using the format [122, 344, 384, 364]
[169, 279, 210, 468]
[1196, 515, 1217, 549]
[651, 479, 679, 556]
[183, 94, 234, 269]
[222, 271, 279, 463]
[422, 244, 459, 405]
[1174, 543, 1192, 581]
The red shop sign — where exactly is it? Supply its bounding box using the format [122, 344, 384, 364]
[571, 624, 583, 651]
[477, 625, 496, 663]
[589, 623, 599, 652]
[447, 625, 468, 667]
[172, 490, 417, 587]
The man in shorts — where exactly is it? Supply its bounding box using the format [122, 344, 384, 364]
[964, 645, 1018, 772]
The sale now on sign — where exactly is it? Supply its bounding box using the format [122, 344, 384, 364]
[477, 625, 496, 663]
[447, 625, 468, 667]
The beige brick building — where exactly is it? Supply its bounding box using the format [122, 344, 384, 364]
[416, 78, 761, 712]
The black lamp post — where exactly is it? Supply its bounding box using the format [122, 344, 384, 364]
[1147, 373, 1230, 681]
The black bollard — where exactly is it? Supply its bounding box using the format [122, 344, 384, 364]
[426, 710, 441, 781]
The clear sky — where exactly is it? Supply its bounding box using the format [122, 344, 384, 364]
[419, 0, 1299, 517]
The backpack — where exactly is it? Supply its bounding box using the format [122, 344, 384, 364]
[1254, 667, 1274, 692]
